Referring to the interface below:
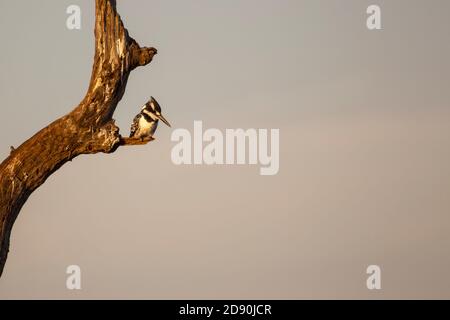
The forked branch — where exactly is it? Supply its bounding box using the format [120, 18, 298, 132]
[0, 0, 157, 277]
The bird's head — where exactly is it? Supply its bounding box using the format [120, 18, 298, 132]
[142, 96, 171, 127]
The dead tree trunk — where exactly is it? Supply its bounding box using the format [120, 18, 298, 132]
[0, 0, 158, 277]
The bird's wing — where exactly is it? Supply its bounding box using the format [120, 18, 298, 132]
[130, 113, 142, 137]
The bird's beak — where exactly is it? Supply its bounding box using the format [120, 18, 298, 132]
[157, 114, 171, 127]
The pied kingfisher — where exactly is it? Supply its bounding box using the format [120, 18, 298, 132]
[130, 97, 171, 141]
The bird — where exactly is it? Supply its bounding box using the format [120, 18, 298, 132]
[130, 97, 171, 141]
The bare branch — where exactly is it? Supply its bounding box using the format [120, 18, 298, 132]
[120, 137, 155, 146]
[0, 0, 158, 276]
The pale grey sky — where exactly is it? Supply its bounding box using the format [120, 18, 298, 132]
[0, 0, 449, 299]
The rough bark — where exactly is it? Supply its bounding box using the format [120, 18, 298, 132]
[0, 0, 157, 277]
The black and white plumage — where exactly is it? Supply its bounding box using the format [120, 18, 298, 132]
[130, 97, 171, 140]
